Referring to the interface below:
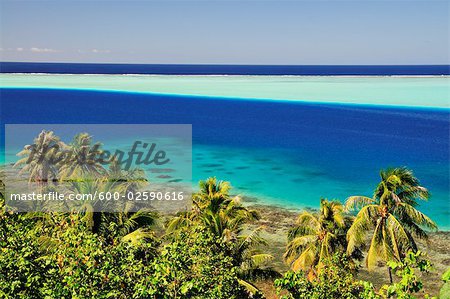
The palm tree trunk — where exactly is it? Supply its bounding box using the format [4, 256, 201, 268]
[388, 267, 393, 284]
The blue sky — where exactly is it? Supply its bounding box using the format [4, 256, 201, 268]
[0, 0, 448, 64]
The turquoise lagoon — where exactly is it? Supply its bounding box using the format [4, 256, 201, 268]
[1, 74, 449, 228]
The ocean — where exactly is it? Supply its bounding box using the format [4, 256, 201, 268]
[0, 63, 449, 228]
[1, 62, 449, 75]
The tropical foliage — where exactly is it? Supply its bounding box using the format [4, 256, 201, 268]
[275, 253, 378, 299]
[137, 228, 250, 299]
[167, 177, 276, 295]
[440, 267, 450, 299]
[0, 131, 444, 298]
[345, 168, 437, 280]
[58, 132, 105, 181]
[276, 250, 436, 299]
[14, 130, 64, 190]
[284, 199, 350, 275]
[379, 251, 434, 299]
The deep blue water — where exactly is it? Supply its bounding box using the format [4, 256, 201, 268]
[1, 62, 449, 75]
[1, 88, 449, 227]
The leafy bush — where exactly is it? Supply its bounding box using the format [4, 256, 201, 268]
[0, 206, 252, 298]
[136, 228, 251, 299]
[0, 210, 49, 298]
[0, 208, 157, 299]
[379, 251, 434, 299]
[274, 253, 377, 299]
[38, 216, 156, 299]
[440, 268, 450, 299]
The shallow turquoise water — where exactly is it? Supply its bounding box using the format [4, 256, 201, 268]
[1, 74, 449, 108]
[1, 86, 449, 229]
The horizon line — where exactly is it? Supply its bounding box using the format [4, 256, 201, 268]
[1, 61, 450, 67]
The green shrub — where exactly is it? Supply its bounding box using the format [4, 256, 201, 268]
[0, 207, 251, 299]
[274, 253, 378, 299]
[0, 211, 49, 298]
[136, 228, 250, 299]
[440, 268, 450, 299]
[39, 219, 155, 299]
[380, 251, 434, 299]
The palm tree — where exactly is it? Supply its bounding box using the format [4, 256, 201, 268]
[14, 130, 65, 191]
[168, 177, 259, 240]
[166, 177, 229, 233]
[167, 177, 275, 296]
[193, 177, 234, 213]
[284, 199, 348, 277]
[105, 159, 148, 198]
[99, 203, 158, 246]
[58, 133, 105, 181]
[167, 177, 235, 235]
[69, 164, 156, 245]
[345, 167, 437, 282]
[167, 177, 260, 245]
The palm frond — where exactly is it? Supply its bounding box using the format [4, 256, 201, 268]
[386, 214, 411, 260]
[284, 234, 317, 264]
[395, 202, 437, 230]
[347, 204, 378, 254]
[291, 246, 317, 272]
[366, 219, 384, 270]
[345, 196, 375, 212]
[121, 228, 154, 245]
[250, 253, 274, 267]
[237, 279, 260, 296]
[238, 227, 266, 250]
[166, 212, 194, 233]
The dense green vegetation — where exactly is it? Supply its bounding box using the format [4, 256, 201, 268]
[275, 253, 377, 299]
[0, 131, 446, 298]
